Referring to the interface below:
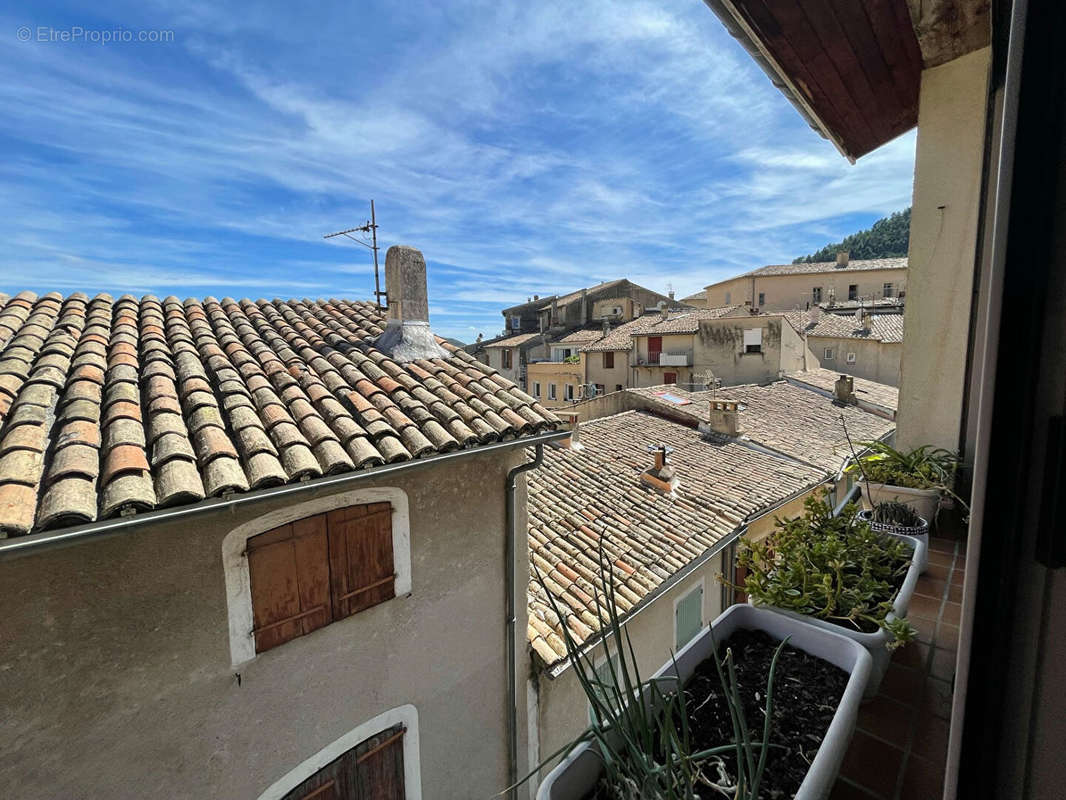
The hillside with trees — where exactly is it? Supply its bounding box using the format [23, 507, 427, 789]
[793, 208, 910, 263]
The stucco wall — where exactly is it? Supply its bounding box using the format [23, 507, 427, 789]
[0, 450, 526, 800]
[810, 336, 902, 386]
[692, 318, 785, 386]
[485, 346, 522, 386]
[533, 551, 729, 780]
[897, 46, 991, 452]
[705, 268, 907, 312]
[584, 350, 630, 394]
[526, 361, 584, 407]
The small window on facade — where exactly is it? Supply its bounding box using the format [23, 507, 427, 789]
[846, 352, 857, 364]
[664, 372, 677, 384]
[280, 723, 406, 800]
[247, 503, 395, 654]
[533, 381, 541, 397]
[549, 383, 557, 400]
[595, 383, 605, 395]
[848, 284, 858, 300]
[510, 314, 521, 331]
[603, 351, 614, 369]
[502, 349, 513, 369]
[743, 328, 763, 354]
[883, 282, 894, 297]
[564, 384, 574, 401]
[615, 384, 623, 392]
[812, 287, 823, 303]
[824, 347, 835, 360]
[758, 292, 765, 307]
[725, 291, 731, 304]
[675, 583, 703, 650]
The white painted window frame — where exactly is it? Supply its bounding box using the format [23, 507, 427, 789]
[846, 351, 857, 364]
[549, 383, 557, 400]
[673, 577, 706, 652]
[222, 486, 412, 666]
[564, 383, 574, 401]
[533, 381, 541, 397]
[824, 346, 835, 360]
[257, 704, 422, 800]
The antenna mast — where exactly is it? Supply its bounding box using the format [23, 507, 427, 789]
[324, 200, 386, 310]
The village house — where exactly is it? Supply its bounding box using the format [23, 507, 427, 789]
[788, 308, 905, 386]
[500, 279, 674, 337]
[526, 374, 896, 789]
[704, 253, 908, 312]
[0, 246, 563, 800]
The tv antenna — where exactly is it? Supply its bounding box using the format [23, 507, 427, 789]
[324, 200, 385, 310]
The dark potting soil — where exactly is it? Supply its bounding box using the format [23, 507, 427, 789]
[582, 629, 848, 799]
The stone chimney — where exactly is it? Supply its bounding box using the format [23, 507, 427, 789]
[640, 443, 677, 493]
[834, 374, 856, 404]
[708, 399, 739, 436]
[836, 250, 850, 268]
[553, 411, 582, 450]
[809, 305, 823, 324]
[375, 246, 450, 363]
[856, 306, 869, 330]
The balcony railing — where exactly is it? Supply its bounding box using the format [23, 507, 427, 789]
[641, 351, 692, 366]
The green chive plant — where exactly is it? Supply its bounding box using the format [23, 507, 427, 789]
[511, 540, 787, 799]
[738, 491, 917, 649]
[868, 500, 923, 528]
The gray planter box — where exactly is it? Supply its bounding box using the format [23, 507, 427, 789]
[864, 480, 940, 527]
[858, 509, 930, 573]
[755, 534, 925, 699]
[536, 604, 873, 800]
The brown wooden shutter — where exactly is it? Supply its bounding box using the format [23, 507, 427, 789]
[603, 351, 614, 369]
[248, 517, 333, 653]
[355, 724, 405, 800]
[327, 502, 395, 619]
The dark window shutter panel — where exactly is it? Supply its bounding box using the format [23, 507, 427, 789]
[248, 517, 332, 653]
[356, 724, 405, 800]
[327, 502, 395, 618]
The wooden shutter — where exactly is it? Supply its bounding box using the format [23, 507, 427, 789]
[603, 352, 614, 369]
[279, 725, 405, 800]
[248, 517, 332, 653]
[327, 502, 395, 619]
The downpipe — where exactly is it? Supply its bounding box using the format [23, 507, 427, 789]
[505, 443, 545, 800]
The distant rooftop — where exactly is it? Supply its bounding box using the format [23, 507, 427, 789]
[786, 310, 904, 343]
[706, 257, 908, 288]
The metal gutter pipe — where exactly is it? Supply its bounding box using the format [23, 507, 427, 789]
[504, 442, 546, 799]
[0, 430, 568, 561]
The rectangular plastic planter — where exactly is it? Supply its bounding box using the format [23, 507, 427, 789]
[863, 480, 940, 528]
[536, 604, 873, 800]
[755, 534, 925, 699]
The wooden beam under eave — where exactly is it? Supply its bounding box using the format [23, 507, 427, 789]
[905, 0, 992, 68]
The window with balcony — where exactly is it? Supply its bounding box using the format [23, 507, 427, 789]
[246, 502, 396, 655]
[647, 336, 663, 364]
[603, 351, 614, 369]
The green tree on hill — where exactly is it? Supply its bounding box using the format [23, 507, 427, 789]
[794, 208, 911, 263]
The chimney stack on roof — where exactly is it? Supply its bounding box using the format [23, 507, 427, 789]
[707, 399, 740, 437]
[640, 443, 677, 494]
[375, 245, 450, 363]
[857, 306, 869, 330]
[553, 411, 583, 450]
[834, 374, 856, 404]
[836, 251, 850, 268]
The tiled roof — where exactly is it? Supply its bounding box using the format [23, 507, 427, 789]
[803, 312, 904, 343]
[526, 411, 824, 665]
[627, 380, 894, 472]
[482, 332, 544, 348]
[0, 291, 559, 537]
[548, 279, 629, 308]
[725, 257, 908, 281]
[580, 306, 743, 352]
[786, 368, 899, 412]
[555, 329, 605, 345]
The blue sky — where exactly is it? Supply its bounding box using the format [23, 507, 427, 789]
[1, 1, 916, 342]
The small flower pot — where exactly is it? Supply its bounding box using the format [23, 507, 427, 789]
[863, 480, 940, 527]
[536, 604, 873, 800]
[754, 534, 925, 699]
[858, 509, 930, 574]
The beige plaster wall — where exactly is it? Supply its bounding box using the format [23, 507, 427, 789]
[584, 350, 630, 394]
[527, 360, 584, 407]
[705, 269, 907, 312]
[485, 346, 522, 386]
[0, 450, 526, 800]
[810, 336, 902, 386]
[692, 317, 789, 386]
[897, 46, 991, 451]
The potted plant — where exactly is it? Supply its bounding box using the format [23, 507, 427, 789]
[843, 440, 964, 525]
[857, 501, 929, 573]
[523, 545, 873, 800]
[738, 492, 923, 698]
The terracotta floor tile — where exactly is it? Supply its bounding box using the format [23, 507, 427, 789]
[941, 601, 962, 626]
[951, 568, 966, 586]
[911, 615, 936, 644]
[927, 549, 955, 567]
[930, 647, 958, 681]
[923, 676, 955, 720]
[830, 776, 885, 800]
[948, 584, 963, 603]
[912, 712, 951, 764]
[926, 562, 950, 580]
[892, 641, 930, 670]
[857, 695, 916, 747]
[908, 593, 942, 621]
[928, 536, 956, 554]
[880, 663, 924, 705]
[914, 575, 947, 599]
[840, 730, 904, 799]
[935, 623, 960, 651]
[900, 754, 945, 799]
